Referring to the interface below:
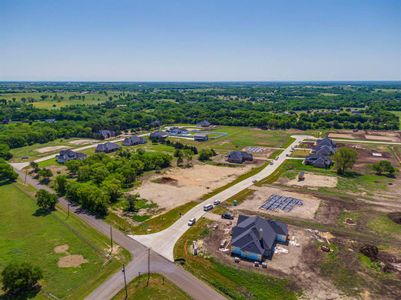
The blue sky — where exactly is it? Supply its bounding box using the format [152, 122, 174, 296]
[1, 0, 400, 81]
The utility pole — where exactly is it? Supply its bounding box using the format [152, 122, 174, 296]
[67, 202, 70, 218]
[24, 169, 27, 184]
[122, 264, 128, 299]
[110, 225, 113, 254]
[147, 248, 150, 286]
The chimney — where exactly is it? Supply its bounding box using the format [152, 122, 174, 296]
[259, 228, 263, 241]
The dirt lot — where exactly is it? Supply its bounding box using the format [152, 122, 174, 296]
[280, 173, 338, 189]
[69, 139, 99, 145]
[135, 163, 258, 210]
[36, 145, 70, 153]
[203, 221, 345, 299]
[337, 143, 398, 172]
[329, 130, 401, 142]
[235, 186, 321, 220]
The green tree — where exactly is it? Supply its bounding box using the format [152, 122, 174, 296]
[125, 193, 140, 212]
[101, 177, 122, 202]
[54, 175, 68, 195]
[372, 160, 396, 177]
[0, 144, 12, 160]
[36, 189, 58, 210]
[1, 262, 43, 295]
[0, 159, 18, 184]
[333, 148, 358, 175]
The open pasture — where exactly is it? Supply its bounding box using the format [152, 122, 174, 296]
[0, 183, 128, 299]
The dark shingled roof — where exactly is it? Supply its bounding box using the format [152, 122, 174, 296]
[123, 135, 146, 146]
[232, 215, 288, 256]
[96, 142, 121, 153]
[227, 151, 253, 164]
[56, 149, 87, 163]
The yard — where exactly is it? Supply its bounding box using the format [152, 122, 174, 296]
[0, 182, 129, 299]
[168, 126, 318, 152]
[174, 219, 299, 300]
[112, 273, 190, 300]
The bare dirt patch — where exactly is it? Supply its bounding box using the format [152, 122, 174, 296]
[58, 255, 88, 268]
[69, 139, 99, 145]
[281, 173, 338, 189]
[329, 130, 401, 143]
[235, 186, 321, 220]
[36, 145, 70, 153]
[365, 135, 398, 142]
[135, 163, 257, 210]
[338, 143, 397, 173]
[54, 244, 69, 254]
[329, 133, 356, 140]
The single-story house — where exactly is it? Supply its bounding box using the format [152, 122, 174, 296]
[56, 149, 87, 164]
[231, 215, 288, 261]
[227, 151, 253, 164]
[98, 130, 117, 140]
[44, 118, 56, 123]
[166, 127, 188, 136]
[96, 142, 121, 153]
[304, 155, 333, 168]
[197, 120, 211, 128]
[123, 135, 146, 146]
[150, 131, 168, 141]
[194, 134, 208, 141]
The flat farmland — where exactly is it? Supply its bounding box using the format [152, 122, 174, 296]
[0, 91, 121, 109]
[0, 182, 129, 299]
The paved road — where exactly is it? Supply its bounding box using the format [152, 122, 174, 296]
[10, 134, 147, 171]
[131, 135, 312, 261]
[13, 170, 226, 300]
[307, 137, 401, 146]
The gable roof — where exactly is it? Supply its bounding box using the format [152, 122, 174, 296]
[232, 215, 288, 255]
[96, 142, 120, 152]
[123, 135, 146, 146]
[227, 151, 253, 163]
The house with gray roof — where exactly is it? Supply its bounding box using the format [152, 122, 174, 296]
[98, 130, 116, 140]
[56, 149, 87, 164]
[227, 151, 253, 164]
[96, 142, 120, 153]
[123, 135, 146, 146]
[304, 137, 336, 168]
[197, 120, 211, 128]
[150, 131, 168, 141]
[231, 215, 288, 261]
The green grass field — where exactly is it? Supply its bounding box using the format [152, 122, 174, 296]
[0, 182, 129, 299]
[0, 92, 121, 109]
[9, 138, 98, 162]
[169, 126, 317, 153]
[112, 273, 191, 300]
[257, 159, 393, 196]
[174, 219, 298, 300]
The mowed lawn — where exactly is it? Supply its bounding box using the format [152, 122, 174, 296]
[0, 183, 129, 299]
[169, 126, 318, 152]
[112, 273, 191, 300]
